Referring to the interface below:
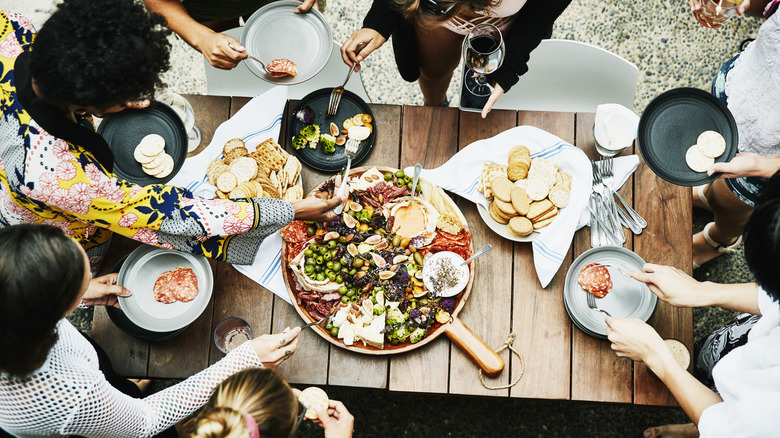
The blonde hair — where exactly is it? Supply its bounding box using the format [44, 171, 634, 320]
[188, 368, 298, 438]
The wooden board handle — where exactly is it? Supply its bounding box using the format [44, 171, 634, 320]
[444, 318, 505, 376]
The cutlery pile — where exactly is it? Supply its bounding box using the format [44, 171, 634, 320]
[588, 158, 647, 247]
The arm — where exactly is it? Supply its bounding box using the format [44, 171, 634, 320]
[341, 0, 396, 68]
[605, 318, 724, 424]
[626, 263, 761, 315]
[707, 152, 780, 179]
[143, 0, 248, 69]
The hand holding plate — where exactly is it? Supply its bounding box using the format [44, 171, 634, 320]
[81, 273, 131, 309]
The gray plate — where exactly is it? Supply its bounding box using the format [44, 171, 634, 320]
[241, 1, 333, 84]
[117, 245, 213, 332]
[563, 247, 657, 339]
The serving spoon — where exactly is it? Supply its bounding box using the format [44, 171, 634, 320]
[460, 243, 493, 267]
[408, 163, 422, 206]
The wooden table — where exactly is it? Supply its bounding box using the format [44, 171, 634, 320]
[92, 95, 693, 406]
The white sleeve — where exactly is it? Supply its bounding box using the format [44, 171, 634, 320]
[64, 341, 261, 437]
[698, 395, 780, 438]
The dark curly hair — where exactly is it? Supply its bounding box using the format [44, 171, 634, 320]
[0, 224, 86, 376]
[744, 172, 780, 303]
[29, 0, 171, 109]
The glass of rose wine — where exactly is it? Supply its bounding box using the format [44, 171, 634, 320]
[462, 23, 505, 97]
[692, 0, 738, 28]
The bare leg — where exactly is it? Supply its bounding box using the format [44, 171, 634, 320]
[692, 183, 711, 211]
[415, 25, 465, 105]
[643, 423, 699, 438]
[693, 178, 752, 266]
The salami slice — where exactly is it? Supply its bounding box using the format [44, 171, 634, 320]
[153, 267, 199, 303]
[266, 59, 298, 78]
[577, 263, 612, 298]
[281, 220, 309, 244]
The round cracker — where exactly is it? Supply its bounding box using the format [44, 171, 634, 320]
[685, 145, 714, 173]
[507, 162, 529, 181]
[152, 154, 175, 178]
[299, 387, 329, 420]
[488, 202, 510, 224]
[507, 216, 533, 237]
[548, 184, 571, 209]
[696, 131, 726, 158]
[490, 176, 514, 203]
[524, 177, 551, 201]
[216, 171, 238, 193]
[138, 134, 165, 157]
[494, 198, 517, 216]
[510, 187, 530, 215]
[142, 151, 166, 171]
[229, 156, 259, 183]
[134, 143, 159, 164]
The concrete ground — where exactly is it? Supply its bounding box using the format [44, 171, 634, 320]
[6, 0, 761, 435]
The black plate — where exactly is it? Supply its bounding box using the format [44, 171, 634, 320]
[97, 101, 188, 186]
[637, 87, 737, 187]
[105, 255, 186, 342]
[288, 88, 375, 172]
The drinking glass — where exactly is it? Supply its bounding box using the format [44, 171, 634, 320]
[462, 24, 505, 97]
[214, 317, 253, 354]
[692, 0, 738, 28]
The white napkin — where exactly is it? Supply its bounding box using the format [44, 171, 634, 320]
[168, 86, 292, 303]
[405, 125, 591, 288]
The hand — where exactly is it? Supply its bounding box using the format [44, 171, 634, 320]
[81, 273, 131, 308]
[294, 0, 318, 13]
[312, 399, 354, 438]
[605, 317, 672, 376]
[707, 152, 768, 178]
[736, 0, 751, 15]
[291, 195, 344, 222]
[341, 28, 386, 71]
[481, 82, 505, 119]
[199, 33, 247, 70]
[626, 263, 711, 308]
[250, 327, 301, 368]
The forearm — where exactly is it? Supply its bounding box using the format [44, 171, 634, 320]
[144, 0, 214, 51]
[701, 282, 761, 315]
[653, 355, 723, 424]
[362, 0, 398, 39]
[755, 155, 780, 178]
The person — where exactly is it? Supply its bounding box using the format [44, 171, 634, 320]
[0, 223, 303, 437]
[687, 0, 780, 268]
[340, 0, 572, 117]
[0, 2, 341, 275]
[605, 172, 780, 437]
[143, 0, 316, 70]
[186, 368, 354, 438]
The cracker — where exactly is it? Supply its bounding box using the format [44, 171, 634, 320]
[488, 202, 510, 224]
[436, 214, 463, 235]
[207, 160, 229, 185]
[533, 206, 559, 223]
[507, 162, 529, 181]
[685, 145, 714, 173]
[223, 138, 245, 155]
[152, 154, 175, 178]
[215, 190, 228, 199]
[528, 157, 558, 188]
[696, 131, 726, 158]
[548, 184, 571, 209]
[490, 176, 514, 202]
[216, 171, 238, 193]
[283, 155, 302, 186]
[138, 134, 165, 157]
[510, 187, 530, 215]
[255, 138, 286, 171]
[507, 216, 533, 237]
[527, 199, 554, 222]
[299, 387, 329, 420]
[229, 187, 248, 199]
[556, 171, 572, 188]
[134, 143, 159, 164]
[229, 157, 259, 183]
[282, 185, 304, 202]
[494, 198, 517, 216]
[142, 152, 166, 171]
[259, 180, 280, 199]
[508, 145, 530, 163]
[224, 146, 248, 165]
[524, 177, 551, 201]
[532, 216, 555, 230]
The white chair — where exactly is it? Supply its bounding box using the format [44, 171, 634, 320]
[491, 39, 638, 113]
[204, 27, 370, 101]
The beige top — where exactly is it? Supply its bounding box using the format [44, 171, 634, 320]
[442, 0, 528, 35]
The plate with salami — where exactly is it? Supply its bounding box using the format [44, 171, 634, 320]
[280, 166, 504, 375]
[562, 246, 657, 339]
[117, 245, 213, 333]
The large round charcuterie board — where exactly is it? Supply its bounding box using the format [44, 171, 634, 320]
[280, 167, 503, 374]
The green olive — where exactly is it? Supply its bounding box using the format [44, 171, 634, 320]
[349, 268, 357, 275]
[305, 258, 316, 266]
[316, 272, 326, 282]
[327, 240, 338, 249]
[341, 295, 349, 303]
[326, 261, 334, 269]
[319, 246, 329, 255]
[406, 181, 413, 190]
[326, 323, 334, 330]
[309, 243, 319, 252]
[327, 272, 336, 281]
[306, 226, 316, 237]
[396, 180, 405, 188]
[330, 327, 339, 337]
[395, 170, 405, 178]
[332, 262, 342, 272]
[323, 252, 333, 261]
[314, 264, 323, 273]
[335, 275, 344, 283]
[413, 251, 423, 265]
[384, 172, 394, 181]
[304, 249, 313, 257]
[304, 265, 314, 275]
[346, 289, 356, 297]
[392, 235, 401, 247]
[352, 258, 364, 268]
[316, 256, 324, 265]
[338, 236, 347, 244]
[338, 285, 348, 294]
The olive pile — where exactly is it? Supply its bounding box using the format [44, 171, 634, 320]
[384, 169, 422, 192]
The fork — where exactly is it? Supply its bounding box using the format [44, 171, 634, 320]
[600, 157, 647, 232]
[299, 317, 327, 330]
[590, 161, 623, 246]
[593, 161, 625, 245]
[586, 292, 612, 317]
[228, 43, 267, 73]
[333, 138, 360, 214]
[326, 43, 366, 118]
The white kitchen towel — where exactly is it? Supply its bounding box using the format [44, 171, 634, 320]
[168, 86, 292, 303]
[405, 125, 638, 288]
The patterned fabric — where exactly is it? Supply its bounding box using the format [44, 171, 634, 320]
[0, 320, 263, 437]
[0, 10, 294, 273]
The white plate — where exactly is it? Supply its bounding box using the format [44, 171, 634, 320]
[117, 245, 213, 332]
[562, 247, 657, 339]
[476, 203, 538, 242]
[241, 1, 333, 84]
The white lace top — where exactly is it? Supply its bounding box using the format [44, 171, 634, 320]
[0, 320, 262, 437]
[724, 11, 780, 157]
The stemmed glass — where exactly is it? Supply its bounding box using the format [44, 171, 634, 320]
[462, 24, 505, 97]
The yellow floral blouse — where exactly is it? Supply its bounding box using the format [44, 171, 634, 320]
[0, 10, 294, 272]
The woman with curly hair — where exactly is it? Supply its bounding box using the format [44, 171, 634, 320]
[0, 0, 341, 275]
[186, 368, 354, 438]
[0, 224, 303, 437]
[340, 0, 571, 117]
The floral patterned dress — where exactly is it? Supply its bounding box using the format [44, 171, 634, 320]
[0, 10, 294, 272]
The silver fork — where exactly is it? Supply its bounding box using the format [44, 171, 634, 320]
[601, 157, 647, 232]
[592, 160, 625, 245]
[333, 138, 360, 214]
[586, 292, 612, 317]
[326, 43, 366, 118]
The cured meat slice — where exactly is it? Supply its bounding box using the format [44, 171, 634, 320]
[281, 220, 309, 244]
[266, 59, 298, 78]
[577, 263, 612, 298]
[153, 267, 199, 303]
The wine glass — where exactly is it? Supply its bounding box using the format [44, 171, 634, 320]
[692, 0, 738, 28]
[462, 23, 505, 97]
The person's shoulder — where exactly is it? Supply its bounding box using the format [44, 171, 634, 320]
[0, 10, 36, 42]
